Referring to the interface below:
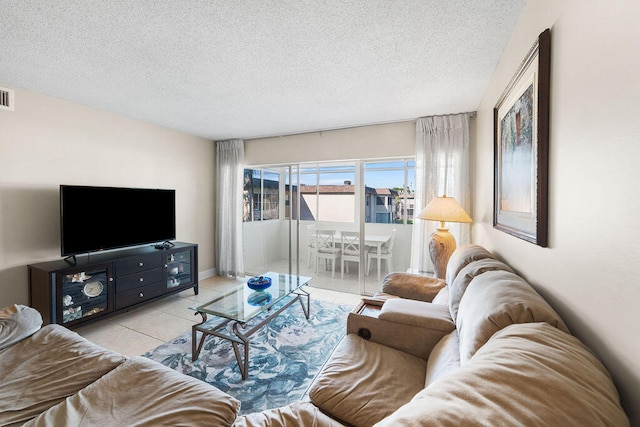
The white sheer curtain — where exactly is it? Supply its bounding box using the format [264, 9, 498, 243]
[410, 113, 472, 274]
[216, 139, 245, 277]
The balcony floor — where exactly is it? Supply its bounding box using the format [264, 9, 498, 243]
[262, 257, 388, 296]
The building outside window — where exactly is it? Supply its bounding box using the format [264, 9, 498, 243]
[299, 163, 356, 223]
[365, 160, 415, 224]
[243, 168, 280, 222]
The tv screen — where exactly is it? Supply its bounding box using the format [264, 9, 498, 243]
[60, 185, 176, 256]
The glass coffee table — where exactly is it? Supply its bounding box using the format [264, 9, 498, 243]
[190, 272, 312, 379]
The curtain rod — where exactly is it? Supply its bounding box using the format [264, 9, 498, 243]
[245, 111, 476, 141]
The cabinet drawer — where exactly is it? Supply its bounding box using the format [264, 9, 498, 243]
[115, 282, 163, 310]
[116, 253, 161, 277]
[116, 268, 163, 293]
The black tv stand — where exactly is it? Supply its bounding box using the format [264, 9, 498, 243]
[28, 242, 198, 327]
[63, 254, 77, 265]
[154, 241, 175, 250]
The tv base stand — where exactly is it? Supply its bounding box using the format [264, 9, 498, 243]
[154, 241, 175, 250]
[63, 254, 77, 265]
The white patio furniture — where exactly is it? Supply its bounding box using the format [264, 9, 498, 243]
[367, 228, 396, 281]
[306, 224, 317, 268]
[315, 229, 342, 278]
[340, 231, 361, 279]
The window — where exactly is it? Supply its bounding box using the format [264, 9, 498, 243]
[300, 163, 356, 223]
[244, 160, 415, 224]
[243, 168, 280, 222]
[364, 160, 415, 224]
[262, 170, 279, 220]
[376, 212, 391, 223]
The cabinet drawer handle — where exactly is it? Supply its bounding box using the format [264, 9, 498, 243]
[139, 292, 144, 298]
[139, 277, 144, 282]
[139, 262, 144, 267]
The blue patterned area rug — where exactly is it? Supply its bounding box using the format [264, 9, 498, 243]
[144, 297, 352, 415]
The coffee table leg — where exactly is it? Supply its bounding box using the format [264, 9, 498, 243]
[231, 322, 250, 380]
[192, 312, 208, 361]
[295, 288, 311, 320]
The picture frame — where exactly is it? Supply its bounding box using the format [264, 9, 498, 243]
[493, 28, 551, 247]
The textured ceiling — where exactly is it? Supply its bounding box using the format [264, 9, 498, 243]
[0, 0, 525, 140]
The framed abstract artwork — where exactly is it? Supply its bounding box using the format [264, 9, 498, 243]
[494, 28, 551, 247]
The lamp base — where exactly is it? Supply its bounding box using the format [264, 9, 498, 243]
[429, 228, 457, 280]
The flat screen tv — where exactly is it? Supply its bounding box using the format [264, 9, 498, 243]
[60, 185, 176, 256]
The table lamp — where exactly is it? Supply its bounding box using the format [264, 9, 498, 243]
[417, 195, 472, 279]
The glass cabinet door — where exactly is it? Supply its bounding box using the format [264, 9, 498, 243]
[165, 250, 193, 290]
[57, 263, 112, 325]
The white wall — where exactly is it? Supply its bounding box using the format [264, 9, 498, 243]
[473, 0, 640, 422]
[302, 193, 356, 223]
[242, 220, 284, 274]
[0, 86, 216, 307]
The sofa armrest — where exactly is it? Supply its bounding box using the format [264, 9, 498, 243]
[347, 299, 454, 359]
[0, 304, 42, 351]
[378, 299, 454, 331]
[382, 273, 446, 302]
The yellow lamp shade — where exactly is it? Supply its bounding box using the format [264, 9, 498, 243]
[417, 195, 472, 227]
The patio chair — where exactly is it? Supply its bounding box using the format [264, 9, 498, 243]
[341, 231, 361, 279]
[306, 224, 317, 268]
[315, 229, 341, 278]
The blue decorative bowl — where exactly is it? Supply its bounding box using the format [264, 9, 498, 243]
[247, 276, 272, 291]
[247, 291, 273, 306]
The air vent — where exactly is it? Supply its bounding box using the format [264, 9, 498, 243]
[0, 87, 15, 111]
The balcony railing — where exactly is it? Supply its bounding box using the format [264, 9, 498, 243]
[242, 220, 414, 295]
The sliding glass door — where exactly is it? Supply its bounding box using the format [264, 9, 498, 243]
[242, 166, 299, 277]
[362, 160, 415, 295]
[242, 158, 414, 296]
[299, 163, 358, 293]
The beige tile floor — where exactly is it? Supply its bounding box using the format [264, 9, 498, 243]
[75, 275, 364, 357]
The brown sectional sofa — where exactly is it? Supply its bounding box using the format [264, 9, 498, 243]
[236, 244, 630, 426]
[1, 244, 630, 426]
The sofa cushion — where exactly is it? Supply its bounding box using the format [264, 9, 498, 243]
[309, 334, 426, 427]
[431, 286, 449, 305]
[25, 356, 240, 427]
[424, 330, 460, 387]
[375, 323, 629, 427]
[233, 401, 345, 427]
[0, 324, 125, 426]
[0, 304, 42, 351]
[381, 273, 446, 302]
[448, 258, 514, 321]
[445, 244, 495, 286]
[456, 270, 569, 365]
